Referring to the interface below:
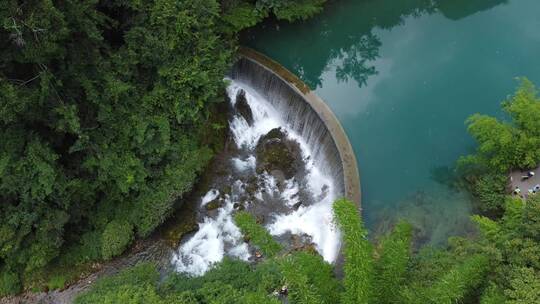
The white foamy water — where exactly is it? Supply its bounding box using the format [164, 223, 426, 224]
[171, 187, 250, 276]
[200, 189, 220, 207]
[171, 80, 340, 275]
[232, 155, 256, 172]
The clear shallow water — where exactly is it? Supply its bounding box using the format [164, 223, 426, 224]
[244, 0, 540, 243]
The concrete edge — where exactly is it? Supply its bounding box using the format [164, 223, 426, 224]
[237, 47, 362, 211]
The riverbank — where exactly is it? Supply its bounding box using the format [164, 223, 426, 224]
[2, 49, 362, 303]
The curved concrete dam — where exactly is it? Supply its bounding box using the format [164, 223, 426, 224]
[171, 48, 361, 276]
[232, 48, 361, 206]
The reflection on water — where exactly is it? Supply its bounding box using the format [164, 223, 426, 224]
[437, 0, 508, 20]
[244, 0, 540, 243]
[244, 0, 508, 91]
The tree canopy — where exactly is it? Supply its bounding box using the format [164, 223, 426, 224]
[0, 0, 328, 295]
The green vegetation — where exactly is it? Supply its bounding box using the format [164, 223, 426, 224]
[73, 80, 540, 303]
[234, 211, 283, 257]
[0, 0, 328, 296]
[72, 199, 487, 304]
[2, 0, 539, 302]
[333, 198, 374, 304]
[459, 79, 540, 214]
[101, 220, 133, 260]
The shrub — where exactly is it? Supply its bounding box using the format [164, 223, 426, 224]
[0, 270, 21, 297]
[47, 275, 67, 290]
[234, 211, 282, 257]
[280, 251, 340, 304]
[101, 220, 134, 260]
[333, 198, 374, 304]
[75, 263, 160, 304]
[374, 221, 413, 304]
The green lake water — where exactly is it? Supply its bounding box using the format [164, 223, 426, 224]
[244, 0, 540, 244]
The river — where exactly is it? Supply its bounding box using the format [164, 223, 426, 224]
[244, 0, 540, 244]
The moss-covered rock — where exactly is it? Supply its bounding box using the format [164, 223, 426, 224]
[255, 128, 302, 179]
[235, 89, 254, 125]
[162, 202, 199, 247]
[205, 199, 223, 211]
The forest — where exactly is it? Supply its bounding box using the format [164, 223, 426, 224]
[1, 0, 539, 303]
[74, 80, 540, 303]
[0, 0, 326, 295]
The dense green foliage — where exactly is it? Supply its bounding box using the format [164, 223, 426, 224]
[333, 198, 374, 304]
[222, 0, 327, 31]
[459, 79, 540, 215]
[101, 220, 133, 260]
[449, 79, 540, 303]
[234, 211, 283, 257]
[76, 199, 499, 304]
[73, 41, 540, 304]
[373, 221, 413, 304]
[3, 1, 539, 302]
[0, 0, 328, 295]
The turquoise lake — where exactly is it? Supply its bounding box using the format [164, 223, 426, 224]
[244, 0, 540, 244]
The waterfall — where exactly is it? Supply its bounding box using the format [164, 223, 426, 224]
[171, 56, 355, 277]
[230, 57, 346, 196]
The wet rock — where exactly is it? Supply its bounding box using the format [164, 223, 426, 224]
[235, 89, 254, 125]
[244, 176, 259, 197]
[222, 185, 232, 196]
[290, 234, 318, 254]
[205, 199, 222, 211]
[163, 206, 199, 247]
[270, 170, 286, 188]
[233, 202, 245, 210]
[255, 128, 303, 179]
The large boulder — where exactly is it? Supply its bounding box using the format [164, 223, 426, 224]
[255, 128, 303, 179]
[235, 89, 254, 125]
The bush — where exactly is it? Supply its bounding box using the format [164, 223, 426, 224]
[333, 198, 374, 304]
[75, 263, 160, 304]
[47, 275, 67, 290]
[0, 270, 21, 297]
[280, 251, 340, 304]
[472, 173, 508, 216]
[101, 220, 134, 260]
[234, 211, 282, 257]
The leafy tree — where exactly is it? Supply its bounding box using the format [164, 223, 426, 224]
[280, 252, 340, 304]
[0, 269, 21, 297]
[373, 221, 413, 304]
[101, 220, 134, 260]
[75, 198, 502, 304]
[505, 267, 540, 304]
[333, 198, 374, 304]
[234, 211, 282, 257]
[460, 79, 540, 173]
[480, 285, 506, 304]
[221, 0, 327, 32]
[423, 254, 489, 304]
[459, 79, 540, 215]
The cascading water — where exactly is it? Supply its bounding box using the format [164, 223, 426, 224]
[171, 78, 343, 276]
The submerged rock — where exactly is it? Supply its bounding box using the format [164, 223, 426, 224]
[235, 89, 254, 125]
[255, 128, 303, 179]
